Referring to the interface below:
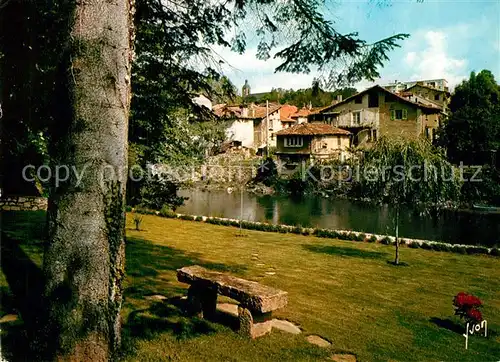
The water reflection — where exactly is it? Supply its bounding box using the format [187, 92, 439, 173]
[178, 189, 500, 247]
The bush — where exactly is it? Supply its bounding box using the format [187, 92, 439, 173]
[132, 213, 143, 230]
[138, 174, 186, 211]
[125, 205, 133, 212]
[380, 236, 392, 245]
[302, 228, 311, 236]
[291, 226, 303, 234]
[490, 248, 499, 256]
[466, 246, 489, 255]
[357, 233, 366, 242]
[452, 245, 467, 254]
[194, 216, 203, 222]
[368, 235, 378, 243]
[420, 242, 432, 250]
[408, 242, 420, 249]
[159, 206, 177, 218]
[179, 214, 195, 221]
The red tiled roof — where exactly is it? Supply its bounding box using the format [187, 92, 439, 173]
[291, 107, 313, 118]
[280, 104, 298, 120]
[276, 123, 351, 136]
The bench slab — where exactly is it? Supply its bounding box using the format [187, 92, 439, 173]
[177, 265, 288, 314]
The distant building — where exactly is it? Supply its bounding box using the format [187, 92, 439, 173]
[242, 80, 251, 98]
[275, 123, 351, 170]
[213, 103, 283, 150]
[384, 79, 449, 93]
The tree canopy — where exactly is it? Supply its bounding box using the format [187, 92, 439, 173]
[439, 70, 500, 165]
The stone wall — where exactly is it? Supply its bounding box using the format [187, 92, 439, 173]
[0, 196, 48, 211]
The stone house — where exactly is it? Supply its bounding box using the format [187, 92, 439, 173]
[308, 85, 443, 147]
[275, 123, 351, 169]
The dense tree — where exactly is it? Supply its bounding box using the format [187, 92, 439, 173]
[439, 70, 500, 165]
[359, 137, 461, 264]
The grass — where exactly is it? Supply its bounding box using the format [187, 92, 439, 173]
[1, 211, 500, 361]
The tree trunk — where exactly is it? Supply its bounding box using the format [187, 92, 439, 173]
[394, 207, 400, 265]
[41, 0, 134, 360]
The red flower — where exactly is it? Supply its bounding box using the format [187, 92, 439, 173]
[466, 308, 482, 322]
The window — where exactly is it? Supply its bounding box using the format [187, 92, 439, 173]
[337, 136, 341, 147]
[434, 94, 440, 101]
[372, 129, 377, 142]
[352, 111, 361, 125]
[390, 109, 407, 120]
[384, 94, 392, 103]
[368, 94, 379, 108]
[285, 136, 304, 147]
[354, 96, 362, 104]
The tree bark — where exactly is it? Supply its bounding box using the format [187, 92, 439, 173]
[41, 0, 134, 360]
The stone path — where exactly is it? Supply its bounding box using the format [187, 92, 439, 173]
[330, 354, 357, 362]
[306, 334, 332, 348]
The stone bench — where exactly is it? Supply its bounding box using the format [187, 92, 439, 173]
[177, 265, 288, 338]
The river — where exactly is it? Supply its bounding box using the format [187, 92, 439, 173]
[178, 189, 500, 247]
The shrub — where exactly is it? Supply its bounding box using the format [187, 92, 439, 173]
[132, 213, 143, 231]
[420, 242, 432, 250]
[159, 206, 177, 218]
[490, 248, 499, 256]
[125, 205, 133, 212]
[291, 226, 303, 234]
[368, 235, 378, 243]
[302, 228, 311, 236]
[138, 174, 186, 211]
[453, 292, 483, 324]
[465, 246, 489, 255]
[357, 233, 366, 242]
[179, 214, 195, 221]
[194, 216, 203, 222]
[408, 242, 420, 249]
[452, 245, 467, 254]
[380, 236, 392, 245]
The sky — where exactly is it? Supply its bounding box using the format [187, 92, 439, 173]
[215, 0, 500, 94]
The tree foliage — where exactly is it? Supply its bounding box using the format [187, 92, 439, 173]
[439, 70, 500, 165]
[358, 136, 462, 263]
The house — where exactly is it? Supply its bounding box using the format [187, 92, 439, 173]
[308, 85, 443, 146]
[280, 104, 298, 129]
[213, 103, 283, 151]
[290, 107, 313, 124]
[384, 78, 449, 93]
[275, 123, 351, 169]
[403, 83, 450, 114]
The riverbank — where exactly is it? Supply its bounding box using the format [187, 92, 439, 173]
[131, 207, 499, 256]
[2, 211, 499, 361]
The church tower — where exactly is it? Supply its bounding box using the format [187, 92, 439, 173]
[242, 79, 251, 98]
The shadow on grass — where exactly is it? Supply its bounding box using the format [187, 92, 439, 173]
[302, 244, 386, 260]
[429, 317, 464, 334]
[121, 237, 247, 358]
[1, 231, 45, 361]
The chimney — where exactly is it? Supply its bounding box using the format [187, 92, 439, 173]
[337, 94, 342, 102]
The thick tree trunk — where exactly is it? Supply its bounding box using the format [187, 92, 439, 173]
[42, 0, 134, 360]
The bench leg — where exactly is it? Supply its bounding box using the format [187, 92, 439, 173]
[187, 286, 217, 319]
[187, 285, 203, 318]
[238, 306, 272, 339]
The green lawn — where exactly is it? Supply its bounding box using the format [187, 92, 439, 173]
[1, 211, 500, 361]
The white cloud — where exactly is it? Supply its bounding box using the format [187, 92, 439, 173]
[213, 46, 319, 93]
[402, 29, 468, 87]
